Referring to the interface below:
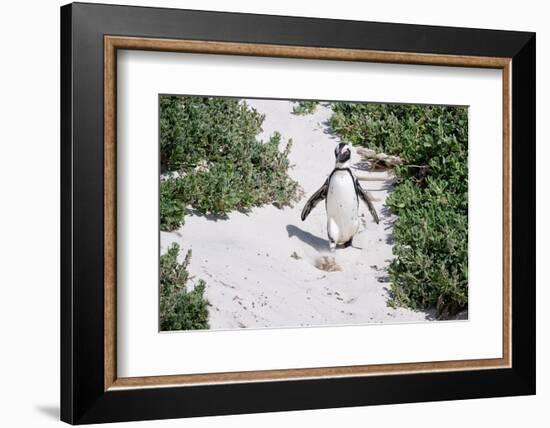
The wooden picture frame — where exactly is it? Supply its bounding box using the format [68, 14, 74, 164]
[61, 2, 535, 424]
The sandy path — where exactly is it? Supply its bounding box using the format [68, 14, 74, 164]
[161, 100, 434, 329]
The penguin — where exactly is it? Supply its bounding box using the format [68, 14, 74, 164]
[301, 143, 379, 251]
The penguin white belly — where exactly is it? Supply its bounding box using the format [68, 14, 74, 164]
[326, 171, 359, 244]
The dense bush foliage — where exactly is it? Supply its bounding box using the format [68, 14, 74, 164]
[160, 96, 299, 230]
[160, 179, 187, 231]
[160, 243, 209, 331]
[292, 100, 319, 115]
[330, 103, 468, 316]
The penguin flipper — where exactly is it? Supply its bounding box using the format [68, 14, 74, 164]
[301, 178, 329, 221]
[355, 178, 380, 224]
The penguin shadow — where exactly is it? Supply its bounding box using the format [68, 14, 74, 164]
[286, 225, 329, 252]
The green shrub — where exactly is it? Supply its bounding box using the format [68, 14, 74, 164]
[330, 103, 468, 316]
[160, 243, 209, 331]
[292, 100, 319, 115]
[160, 96, 299, 230]
[160, 178, 186, 231]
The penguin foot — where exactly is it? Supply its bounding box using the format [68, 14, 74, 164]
[329, 239, 336, 252]
[343, 238, 353, 248]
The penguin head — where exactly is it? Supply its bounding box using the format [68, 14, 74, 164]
[334, 143, 351, 165]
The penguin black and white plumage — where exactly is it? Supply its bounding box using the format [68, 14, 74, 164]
[301, 143, 379, 251]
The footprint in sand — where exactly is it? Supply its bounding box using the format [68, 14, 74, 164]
[314, 256, 342, 272]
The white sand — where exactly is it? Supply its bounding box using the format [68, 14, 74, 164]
[161, 100, 434, 329]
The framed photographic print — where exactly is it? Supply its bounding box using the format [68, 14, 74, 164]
[60, 2, 536, 424]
